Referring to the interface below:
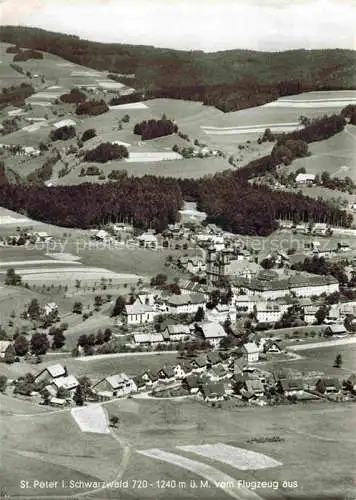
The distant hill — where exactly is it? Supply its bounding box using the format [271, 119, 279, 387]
[0, 26, 355, 112]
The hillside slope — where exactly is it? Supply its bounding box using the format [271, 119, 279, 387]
[0, 26, 355, 112]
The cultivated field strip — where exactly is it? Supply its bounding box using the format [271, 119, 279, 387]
[136, 448, 262, 500]
[178, 443, 282, 470]
[71, 405, 110, 434]
[0, 260, 80, 267]
[109, 102, 148, 110]
[201, 123, 303, 135]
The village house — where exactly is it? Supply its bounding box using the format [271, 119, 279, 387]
[242, 379, 265, 399]
[162, 324, 191, 342]
[345, 374, 356, 394]
[178, 279, 211, 298]
[34, 364, 67, 384]
[206, 303, 237, 324]
[295, 173, 315, 185]
[324, 324, 347, 336]
[123, 300, 155, 326]
[157, 366, 176, 384]
[278, 378, 304, 397]
[315, 377, 341, 395]
[234, 294, 261, 314]
[0, 340, 12, 359]
[93, 373, 137, 399]
[241, 342, 260, 363]
[195, 322, 227, 348]
[256, 303, 283, 323]
[165, 293, 206, 315]
[199, 381, 225, 402]
[303, 305, 319, 324]
[190, 354, 207, 373]
[43, 302, 58, 317]
[51, 375, 79, 393]
[182, 373, 200, 394]
[137, 232, 158, 249]
[206, 351, 223, 367]
[179, 256, 206, 274]
[208, 363, 228, 381]
[133, 333, 164, 346]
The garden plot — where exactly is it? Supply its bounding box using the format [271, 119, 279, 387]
[125, 151, 182, 162]
[71, 405, 110, 434]
[109, 102, 148, 110]
[22, 121, 49, 133]
[97, 80, 125, 90]
[137, 449, 261, 500]
[178, 443, 282, 470]
[0, 214, 33, 225]
[201, 122, 303, 135]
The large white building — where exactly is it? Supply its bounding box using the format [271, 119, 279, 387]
[165, 293, 206, 315]
[123, 300, 155, 326]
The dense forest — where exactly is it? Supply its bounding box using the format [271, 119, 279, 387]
[0, 26, 355, 112]
[0, 171, 351, 234]
[75, 99, 109, 116]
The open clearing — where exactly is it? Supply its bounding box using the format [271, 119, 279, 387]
[71, 405, 110, 434]
[178, 443, 282, 470]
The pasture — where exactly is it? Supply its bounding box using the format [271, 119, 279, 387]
[284, 126, 356, 181]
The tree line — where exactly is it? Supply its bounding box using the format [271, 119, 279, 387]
[1, 26, 355, 113]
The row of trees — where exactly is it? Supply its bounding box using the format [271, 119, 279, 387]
[291, 255, 349, 285]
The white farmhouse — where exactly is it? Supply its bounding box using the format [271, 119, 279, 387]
[241, 342, 260, 363]
[123, 300, 155, 326]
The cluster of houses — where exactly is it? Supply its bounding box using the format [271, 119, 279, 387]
[20, 347, 356, 407]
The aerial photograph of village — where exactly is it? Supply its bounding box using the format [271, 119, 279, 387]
[0, 0, 355, 499]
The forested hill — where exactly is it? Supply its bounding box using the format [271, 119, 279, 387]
[0, 26, 355, 112]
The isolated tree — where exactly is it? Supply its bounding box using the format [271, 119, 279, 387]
[77, 334, 88, 347]
[334, 353, 343, 368]
[0, 375, 8, 393]
[110, 415, 119, 427]
[72, 301, 83, 314]
[194, 307, 205, 322]
[111, 296, 126, 317]
[87, 333, 96, 346]
[28, 299, 41, 320]
[5, 267, 21, 286]
[73, 385, 84, 406]
[315, 306, 329, 325]
[41, 387, 51, 405]
[4, 344, 16, 364]
[14, 334, 29, 356]
[103, 328, 112, 342]
[52, 330, 66, 349]
[94, 295, 103, 309]
[78, 376, 92, 399]
[30, 332, 49, 355]
[96, 330, 104, 345]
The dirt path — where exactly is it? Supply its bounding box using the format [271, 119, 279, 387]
[288, 336, 356, 351]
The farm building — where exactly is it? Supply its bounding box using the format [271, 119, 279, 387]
[315, 378, 341, 394]
[133, 333, 164, 345]
[137, 233, 158, 249]
[35, 364, 67, 383]
[199, 381, 225, 402]
[241, 343, 260, 363]
[52, 375, 79, 392]
[278, 378, 304, 397]
[195, 322, 227, 348]
[0, 341, 12, 359]
[165, 293, 206, 315]
[324, 324, 347, 336]
[162, 324, 191, 342]
[295, 173, 315, 184]
[93, 373, 137, 398]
